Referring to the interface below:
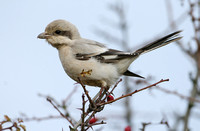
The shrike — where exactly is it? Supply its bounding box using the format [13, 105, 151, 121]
[38, 19, 181, 87]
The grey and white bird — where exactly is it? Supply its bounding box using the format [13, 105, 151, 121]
[38, 19, 181, 87]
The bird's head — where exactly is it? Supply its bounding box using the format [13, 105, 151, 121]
[37, 19, 81, 48]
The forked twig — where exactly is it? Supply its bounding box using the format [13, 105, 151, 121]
[46, 98, 74, 126]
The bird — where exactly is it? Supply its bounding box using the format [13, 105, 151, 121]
[37, 19, 182, 88]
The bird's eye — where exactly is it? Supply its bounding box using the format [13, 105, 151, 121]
[55, 30, 61, 34]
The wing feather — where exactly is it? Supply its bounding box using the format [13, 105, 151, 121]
[75, 49, 137, 63]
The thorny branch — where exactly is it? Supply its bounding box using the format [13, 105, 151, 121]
[72, 78, 169, 130]
[47, 98, 74, 127]
[21, 115, 63, 122]
[141, 80, 200, 103]
[98, 79, 169, 106]
[109, 78, 123, 95]
[81, 94, 86, 131]
[73, 78, 120, 130]
[20, 89, 77, 126]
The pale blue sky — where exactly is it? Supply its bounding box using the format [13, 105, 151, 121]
[0, 0, 197, 131]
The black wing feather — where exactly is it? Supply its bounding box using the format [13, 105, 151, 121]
[75, 49, 136, 63]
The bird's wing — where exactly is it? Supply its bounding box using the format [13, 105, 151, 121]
[74, 31, 182, 63]
[72, 39, 107, 54]
[75, 49, 144, 78]
[73, 39, 138, 63]
[75, 48, 137, 63]
[73, 31, 181, 78]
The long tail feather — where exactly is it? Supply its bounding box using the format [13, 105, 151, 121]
[134, 30, 182, 55]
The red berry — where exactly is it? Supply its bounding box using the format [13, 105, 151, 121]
[125, 126, 131, 131]
[89, 117, 97, 124]
[107, 95, 114, 101]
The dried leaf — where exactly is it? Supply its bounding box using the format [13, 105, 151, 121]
[4, 115, 11, 122]
[20, 124, 26, 131]
[16, 127, 21, 131]
[13, 122, 18, 127]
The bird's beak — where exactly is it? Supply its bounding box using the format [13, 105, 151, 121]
[37, 32, 50, 39]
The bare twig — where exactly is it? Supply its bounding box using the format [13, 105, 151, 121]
[36, 93, 76, 124]
[81, 94, 86, 131]
[156, 86, 200, 103]
[109, 78, 123, 95]
[22, 115, 62, 122]
[143, 80, 200, 103]
[140, 119, 169, 131]
[46, 98, 74, 127]
[99, 79, 169, 106]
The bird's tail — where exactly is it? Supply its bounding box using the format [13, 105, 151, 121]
[123, 31, 182, 78]
[134, 30, 182, 55]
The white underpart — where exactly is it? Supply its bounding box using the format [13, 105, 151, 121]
[58, 45, 119, 87]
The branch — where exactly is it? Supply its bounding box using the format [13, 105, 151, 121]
[46, 98, 74, 127]
[140, 119, 169, 131]
[99, 79, 169, 106]
[156, 86, 200, 103]
[21, 115, 62, 122]
[142, 79, 200, 103]
[109, 78, 122, 95]
[81, 94, 86, 131]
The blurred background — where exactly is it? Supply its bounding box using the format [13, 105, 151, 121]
[0, 0, 199, 130]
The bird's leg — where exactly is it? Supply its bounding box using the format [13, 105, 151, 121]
[96, 86, 104, 100]
[74, 87, 108, 129]
[87, 86, 109, 113]
[96, 86, 109, 103]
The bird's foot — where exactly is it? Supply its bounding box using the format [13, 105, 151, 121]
[87, 103, 105, 113]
